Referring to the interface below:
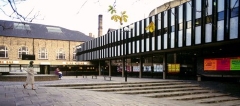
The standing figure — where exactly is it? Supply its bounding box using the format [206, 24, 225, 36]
[55, 68, 62, 79]
[23, 61, 35, 90]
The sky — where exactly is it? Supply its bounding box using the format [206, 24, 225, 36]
[0, 0, 172, 38]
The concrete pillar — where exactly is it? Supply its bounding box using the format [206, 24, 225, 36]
[122, 58, 125, 77]
[139, 56, 143, 78]
[98, 15, 103, 37]
[98, 61, 101, 76]
[163, 54, 167, 79]
[109, 60, 112, 76]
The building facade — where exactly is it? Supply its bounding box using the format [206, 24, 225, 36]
[77, 0, 240, 81]
[0, 20, 95, 75]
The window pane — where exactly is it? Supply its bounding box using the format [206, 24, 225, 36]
[205, 24, 212, 43]
[179, 5, 183, 23]
[152, 37, 155, 51]
[186, 1, 192, 21]
[186, 29, 191, 46]
[164, 11, 168, 27]
[195, 26, 201, 44]
[230, 17, 238, 39]
[164, 34, 168, 49]
[171, 32, 175, 48]
[206, 0, 213, 15]
[178, 31, 183, 47]
[157, 36, 161, 50]
[231, 0, 239, 8]
[196, 0, 202, 18]
[157, 14, 161, 30]
[171, 9, 175, 26]
[141, 39, 144, 52]
[146, 38, 149, 51]
[132, 42, 135, 53]
[218, 11, 224, 20]
[137, 40, 139, 53]
[231, 7, 239, 17]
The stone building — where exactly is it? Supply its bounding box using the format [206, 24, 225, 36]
[0, 20, 94, 75]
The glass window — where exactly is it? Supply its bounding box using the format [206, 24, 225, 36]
[0, 46, 8, 58]
[179, 5, 183, 23]
[171, 26, 175, 32]
[141, 20, 144, 34]
[186, 1, 192, 21]
[141, 39, 144, 52]
[137, 40, 140, 53]
[230, 17, 238, 39]
[164, 11, 168, 27]
[128, 42, 131, 54]
[171, 32, 175, 48]
[146, 38, 149, 51]
[206, 0, 213, 15]
[146, 18, 149, 33]
[217, 20, 224, 41]
[136, 22, 139, 36]
[218, 0, 225, 12]
[152, 37, 155, 51]
[73, 48, 76, 60]
[231, 7, 239, 17]
[205, 24, 212, 43]
[196, 0, 202, 19]
[158, 13, 161, 30]
[164, 34, 168, 49]
[56, 48, 65, 60]
[157, 36, 161, 50]
[39, 47, 48, 59]
[132, 42, 135, 53]
[231, 0, 239, 8]
[195, 26, 201, 44]
[163, 27, 168, 34]
[18, 46, 29, 58]
[46, 27, 62, 33]
[171, 8, 175, 26]
[218, 11, 224, 20]
[14, 23, 31, 30]
[178, 31, 183, 47]
[186, 29, 191, 46]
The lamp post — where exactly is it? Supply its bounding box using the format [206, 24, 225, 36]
[122, 24, 134, 82]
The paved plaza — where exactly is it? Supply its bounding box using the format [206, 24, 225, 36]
[0, 76, 240, 106]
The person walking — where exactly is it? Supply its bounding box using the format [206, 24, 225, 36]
[23, 61, 36, 90]
[55, 68, 62, 79]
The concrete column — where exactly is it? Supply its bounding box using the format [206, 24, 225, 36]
[109, 60, 112, 76]
[163, 54, 167, 79]
[98, 61, 101, 76]
[122, 58, 125, 77]
[139, 56, 143, 78]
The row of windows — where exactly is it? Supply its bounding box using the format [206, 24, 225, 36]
[0, 46, 77, 60]
[78, 0, 239, 61]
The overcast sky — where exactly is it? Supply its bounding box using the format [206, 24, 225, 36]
[0, 0, 172, 38]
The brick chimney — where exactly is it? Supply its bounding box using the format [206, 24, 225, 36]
[98, 14, 103, 37]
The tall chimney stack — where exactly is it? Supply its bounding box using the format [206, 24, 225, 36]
[98, 14, 103, 37]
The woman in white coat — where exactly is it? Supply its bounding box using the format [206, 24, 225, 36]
[23, 61, 35, 90]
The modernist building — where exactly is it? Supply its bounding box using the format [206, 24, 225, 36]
[77, 0, 240, 81]
[0, 20, 95, 75]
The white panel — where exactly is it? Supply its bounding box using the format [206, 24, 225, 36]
[205, 24, 212, 43]
[121, 44, 123, 55]
[114, 46, 117, 56]
[179, 5, 183, 23]
[230, 17, 238, 39]
[118, 45, 120, 56]
[128, 42, 131, 54]
[171, 9, 175, 26]
[206, 0, 213, 15]
[142, 39, 144, 52]
[121, 28, 124, 40]
[157, 36, 161, 50]
[141, 20, 144, 34]
[217, 20, 224, 41]
[171, 32, 175, 48]
[196, 0, 202, 19]
[132, 42, 135, 53]
[132, 24, 135, 37]
[178, 31, 183, 47]
[186, 1, 192, 21]
[218, 0, 224, 12]
[146, 18, 149, 33]
[164, 11, 168, 27]
[136, 22, 139, 36]
[186, 29, 191, 46]
[152, 37, 155, 51]
[158, 14, 161, 30]
[146, 38, 149, 51]
[231, 0, 239, 8]
[137, 40, 140, 53]
[195, 26, 201, 44]
[164, 34, 168, 49]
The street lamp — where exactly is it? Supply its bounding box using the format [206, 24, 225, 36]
[122, 24, 134, 82]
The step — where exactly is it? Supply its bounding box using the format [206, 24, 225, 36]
[143, 90, 217, 98]
[172, 93, 230, 101]
[91, 84, 199, 92]
[115, 87, 205, 94]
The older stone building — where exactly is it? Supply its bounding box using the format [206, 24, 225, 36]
[0, 20, 94, 75]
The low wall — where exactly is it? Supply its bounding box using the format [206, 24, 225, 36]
[0, 75, 59, 81]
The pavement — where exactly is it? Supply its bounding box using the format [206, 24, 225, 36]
[0, 76, 240, 106]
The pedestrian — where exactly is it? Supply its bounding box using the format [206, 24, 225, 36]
[23, 61, 35, 90]
[55, 68, 62, 79]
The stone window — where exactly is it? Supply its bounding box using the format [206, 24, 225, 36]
[18, 46, 29, 58]
[56, 48, 65, 60]
[0, 45, 8, 58]
[38, 47, 48, 59]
